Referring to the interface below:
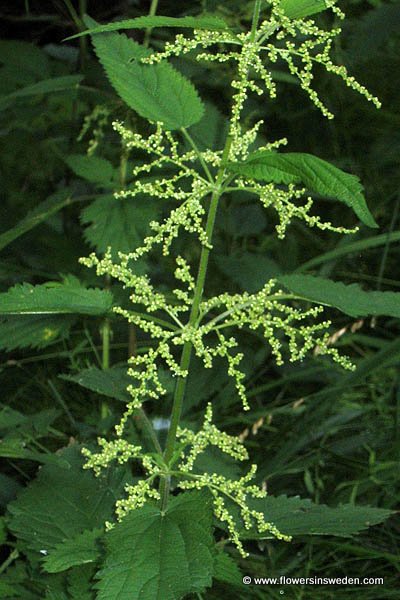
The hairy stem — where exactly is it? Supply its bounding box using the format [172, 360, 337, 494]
[159, 137, 233, 509]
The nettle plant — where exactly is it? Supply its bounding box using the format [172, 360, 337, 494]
[7, 0, 395, 596]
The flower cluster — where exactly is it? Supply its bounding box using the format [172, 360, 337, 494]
[112, 121, 218, 256]
[236, 178, 358, 239]
[78, 2, 371, 558]
[77, 104, 111, 155]
[264, 0, 380, 119]
[82, 403, 291, 556]
[139, 0, 379, 140]
[176, 404, 291, 556]
[81, 251, 353, 429]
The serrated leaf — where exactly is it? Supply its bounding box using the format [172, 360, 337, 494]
[0, 76, 82, 111]
[279, 274, 400, 318]
[81, 194, 158, 254]
[229, 151, 377, 228]
[43, 529, 102, 573]
[67, 14, 228, 40]
[86, 17, 204, 130]
[96, 491, 215, 600]
[61, 367, 131, 403]
[241, 495, 393, 538]
[0, 315, 75, 350]
[65, 155, 115, 186]
[0, 190, 74, 252]
[213, 552, 242, 586]
[280, 0, 329, 19]
[8, 445, 131, 552]
[0, 280, 113, 316]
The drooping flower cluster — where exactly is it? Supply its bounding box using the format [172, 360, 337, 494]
[81, 249, 353, 431]
[140, 0, 380, 133]
[112, 121, 216, 257]
[82, 403, 291, 556]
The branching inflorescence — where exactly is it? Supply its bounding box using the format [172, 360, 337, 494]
[81, 0, 377, 557]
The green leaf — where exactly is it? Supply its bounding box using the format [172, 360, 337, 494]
[66, 15, 228, 39]
[280, 0, 329, 19]
[241, 495, 393, 539]
[67, 564, 96, 600]
[0, 279, 113, 316]
[60, 367, 131, 403]
[0, 41, 51, 91]
[0, 473, 22, 508]
[96, 491, 215, 600]
[0, 581, 20, 597]
[0, 516, 7, 545]
[213, 552, 242, 586]
[86, 17, 204, 130]
[0, 190, 74, 252]
[8, 445, 131, 552]
[216, 252, 281, 293]
[186, 102, 229, 152]
[279, 274, 400, 318]
[0, 315, 75, 350]
[65, 155, 115, 186]
[297, 230, 400, 272]
[81, 194, 159, 254]
[43, 529, 102, 573]
[0, 439, 70, 467]
[0, 407, 59, 438]
[0, 76, 83, 111]
[228, 151, 377, 228]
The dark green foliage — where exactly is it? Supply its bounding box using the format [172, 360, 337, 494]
[0, 279, 113, 316]
[86, 17, 205, 130]
[61, 367, 132, 403]
[96, 491, 215, 600]
[81, 195, 159, 254]
[8, 445, 129, 551]
[229, 151, 377, 227]
[243, 495, 394, 538]
[280, 274, 400, 318]
[0, 1, 399, 599]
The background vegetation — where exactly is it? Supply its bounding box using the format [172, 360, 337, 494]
[0, 0, 399, 598]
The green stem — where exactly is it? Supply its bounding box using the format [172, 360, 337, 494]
[181, 128, 214, 184]
[144, 0, 159, 48]
[0, 550, 19, 576]
[101, 273, 111, 420]
[102, 319, 110, 370]
[135, 408, 163, 455]
[251, 0, 263, 42]
[159, 137, 233, 510]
